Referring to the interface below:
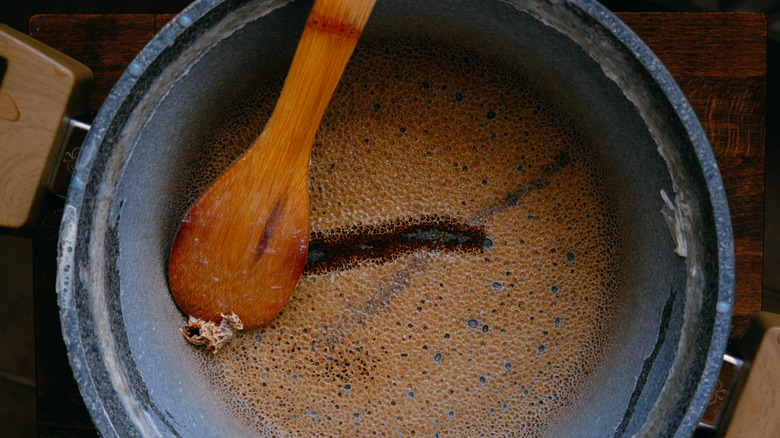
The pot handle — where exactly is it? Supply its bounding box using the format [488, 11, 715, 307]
[701, 312, 780, 437]
[0, 23, 92, 232]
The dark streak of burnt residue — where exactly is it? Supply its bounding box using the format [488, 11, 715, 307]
[304, 215, 487, 274]
[469, 149, 572, 224]
[304, 149, 572, 274]
[255, 201, 283, 261]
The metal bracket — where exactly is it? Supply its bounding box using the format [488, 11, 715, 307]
[47, 113, 93, 199]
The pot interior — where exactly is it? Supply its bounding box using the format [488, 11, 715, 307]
[61, 0, 729, 436]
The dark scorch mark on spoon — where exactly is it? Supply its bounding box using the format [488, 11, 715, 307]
[254, 201, 284, 260]
[304, 215, 487, 274]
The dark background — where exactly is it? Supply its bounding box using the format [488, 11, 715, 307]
[1, 1, 777, 436]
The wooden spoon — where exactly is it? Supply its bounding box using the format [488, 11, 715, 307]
[167, 0, 377, 351]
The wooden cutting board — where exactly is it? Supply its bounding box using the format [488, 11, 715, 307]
[28, 12, 765, 436]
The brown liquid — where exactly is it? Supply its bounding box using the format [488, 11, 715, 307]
[187, 38, 624, 437]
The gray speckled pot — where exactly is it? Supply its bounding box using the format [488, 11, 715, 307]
[56, 0, 733, 436]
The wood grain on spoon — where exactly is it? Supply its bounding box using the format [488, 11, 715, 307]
[168, 0, 377, 349]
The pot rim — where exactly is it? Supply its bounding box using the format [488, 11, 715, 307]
[55, 0, 734, 436]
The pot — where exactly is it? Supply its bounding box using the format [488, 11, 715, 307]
[0, 0, 742, 436]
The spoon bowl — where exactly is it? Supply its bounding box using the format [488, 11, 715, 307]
[167, 0, 377, 351]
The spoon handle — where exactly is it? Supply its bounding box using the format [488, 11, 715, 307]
[169, 0, 377, 345]
[260, 0, 377, 165]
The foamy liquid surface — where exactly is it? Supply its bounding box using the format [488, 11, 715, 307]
[185, 38, 624, 437]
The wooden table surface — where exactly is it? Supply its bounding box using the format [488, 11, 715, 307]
[28, 12, 765, 436]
